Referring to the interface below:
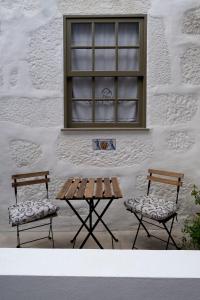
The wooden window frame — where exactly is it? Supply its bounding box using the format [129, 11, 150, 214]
[63, 15, 147, 129]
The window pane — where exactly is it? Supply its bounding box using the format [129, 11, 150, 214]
[95, 23, 115, 46]
[118, 23, 139, 46]
[71, 49, 92, 71]
[95, 101, 115, 122]
[95, 49, 115, 71]
[118, 49, 139, 71]
[118, 77, 138, 98]
[72, 100, 92, 122]
[95, 77, 115, 99]
[72, 77, 92, 99]
[71, 23, 92, 46]
[118, 101, 138, 122]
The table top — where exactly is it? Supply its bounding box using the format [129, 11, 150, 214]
[56, 177, 123, 200]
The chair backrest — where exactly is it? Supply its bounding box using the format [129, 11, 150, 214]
[147, 169, 184, 203]
[12, 171, 50, 204]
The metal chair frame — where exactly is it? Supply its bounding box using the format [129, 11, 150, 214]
[11, 171, 56, 248]
[127, 169, 184, 250]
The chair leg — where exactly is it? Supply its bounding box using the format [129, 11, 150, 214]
[165, 216, 175, 250]
[16, 225, 20, 248]
[132, 216, 142, 249]
[48, 217, 55, 248]
[15, 219, 55, 248]
[163, 220, 180, 250]
[133, 212, 151, 238]
[48, 221, 51, 239]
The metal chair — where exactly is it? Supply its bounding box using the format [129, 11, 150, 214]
[124, 169, 184, 249]
[8, 171, 59, 248]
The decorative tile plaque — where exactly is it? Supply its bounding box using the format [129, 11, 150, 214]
[92, 139, 116, 150]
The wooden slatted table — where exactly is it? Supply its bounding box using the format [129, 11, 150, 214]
[56, 177, 123, 249]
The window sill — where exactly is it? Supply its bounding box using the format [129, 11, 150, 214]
[61, 128, 150, 132]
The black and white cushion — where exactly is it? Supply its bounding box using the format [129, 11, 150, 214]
[124, 195, 177, 221]
[8, 199, 59, 226]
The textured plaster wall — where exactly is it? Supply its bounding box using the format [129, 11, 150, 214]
[0, 0, 200, 233]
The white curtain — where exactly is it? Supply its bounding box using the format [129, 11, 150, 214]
[95, 23, 115, 46]
[118, 23, 139, 46]
[95, 24, 115, 70]
[72, 77, 138, 122]
[72, 77, 92, 122]
[71, 22, 139, 122]
[95, 102, 114, 122]
[95, 49, 115, 71]
[71, 23, 91, 46]
[72, 101, 92, 122]
[118, 49, 139, 71]
[118, 77, 137, 98]
[95, 77, 114, 122]
[95, 77, 114, 98]
[72, 77, 92, 99]
[118, 77, 138, 122]
[71, 22, 139, 72]
[72, 49, 139, 71]
[118, 102, 137, 122]
[72, 49, 92, 71]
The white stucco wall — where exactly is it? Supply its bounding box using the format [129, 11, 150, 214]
[0, 0, 200, 232]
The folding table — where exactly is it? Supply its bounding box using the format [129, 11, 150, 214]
[56, 177, 123, 249]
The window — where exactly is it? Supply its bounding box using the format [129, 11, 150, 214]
[63, 15, 147, 129]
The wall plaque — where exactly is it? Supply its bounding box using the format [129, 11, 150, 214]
[92, 139, 116, 150]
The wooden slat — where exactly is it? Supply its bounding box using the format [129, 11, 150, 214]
[147, 175, 182, 186]
[84, 178, 95, 199]
[56, 178, 74, 199]
[95, 178, 103, 198]
[12, 178, 50, 188]
[12, 171, 49, 179]
[111, 177, 123, 198]
[104, 178, 112, 198]
[148, 169, 184, 178]
[75, 178, 88, 199]
[56, 176, 123, 200]
[65, 178, 81, 199]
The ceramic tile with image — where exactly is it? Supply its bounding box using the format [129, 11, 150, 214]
[92, 139, 116, 150]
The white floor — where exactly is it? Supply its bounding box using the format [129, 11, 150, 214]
[0, 229, 182, 249]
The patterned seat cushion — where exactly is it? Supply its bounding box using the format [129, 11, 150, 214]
[124, 195, 177, 221]
[8, 199, 59, 226]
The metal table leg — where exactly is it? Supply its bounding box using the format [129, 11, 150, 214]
[66, 199, 103, 249]
[70, 199, 100, 244]
[71, 199, 118, 243]
[90, 203, 118, 242]
[79, 198, 114, 249]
